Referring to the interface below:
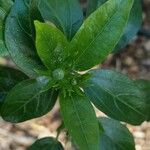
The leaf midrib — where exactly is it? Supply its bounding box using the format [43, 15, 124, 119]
[70, 95, 90, 150]
[4, 84, 43, 116]
[94, 81, 145, 118]
[73, 2, 118, 66]
[88, 87, 120, 118]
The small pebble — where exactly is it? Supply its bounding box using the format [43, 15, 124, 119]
[144, 41, 150, 52]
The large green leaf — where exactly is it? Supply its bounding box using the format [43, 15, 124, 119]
[86, 0, 142, 53]
[38, 0, 83, 40]
[1, 79, 58, 123]
[5, 0, 44, 77]
[114, 0, 142, 52]
[83, 69, 147, 125]
[135, 80, 150, 121]
[60, 90, 100, 150]
[0, 66, 28, 110]
[35, 21, 68, 70]
[66, 0, 133, 71]
[0, 0, 13, 56]
[99, 117, 135, 150]
[27, 137, 64, 150]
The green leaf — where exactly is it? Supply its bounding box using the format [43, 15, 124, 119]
[27, 137, 64, 150]
[86, 0, 98, 16]
[87, 0, 111, 16]
[1, 79, 58, 123]
[28, 0, 43, 36]
[5, 0, 45, 77]
[86, 0, 142, 53]
[0, 0, 13, 11]
[135, 80, 150, 121]
[0, 0, 13, 56]
[35, 21, 68, 70]
[66, 0, 133, 71]
[83, 69, 147, 125]
[99, 117, 135, 150]
[114, 0, 142, 52]
[97, 0, 108, 5]
[59, 90, 100, 150]
[86, 0, 110, 16]
[0, 66, 28, 110]
[38, 0, 83, 40]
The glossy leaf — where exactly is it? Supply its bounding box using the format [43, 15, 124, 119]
[60, 90, 100, 150]
[67, 0, 133, 71]
[99, 117, 135, 150]
[5, 0, 44, 77]
[27, 137, 64, 150]
[1, 79, 58, 123]
[0, 0, 13, 56]
[0, 66, 28, 110]
[86, 0, 142, 53]
[84, 69, 146, 125]
[35, 21, 68, 70]
[135, 80, 150, 121]
[38, 0, 83, 40]
[114, 0, 142, 52]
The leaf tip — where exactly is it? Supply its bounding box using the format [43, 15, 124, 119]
[34, 20, 42, 30]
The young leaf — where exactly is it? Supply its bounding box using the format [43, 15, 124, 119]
[27, 137, 64, 150]
[0, 0, 13, 56]
[1, 79, 58, 123]
[38, 0, 83, 40]
[83, 69, 147, 125]
[135, 80, 150, 121]
[114, 0, 142, 52]
[99, 117, 135, 150]
[67, 0, 133, 71]
[59, 90, 100, 150]
[35, 21, 68, 70]
[0, 66, 28, 111]
[5, 0, 44, 77]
